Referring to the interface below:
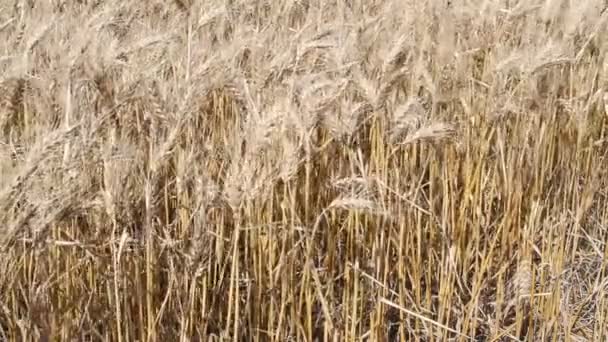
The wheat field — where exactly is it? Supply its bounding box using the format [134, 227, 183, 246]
[1, 0, 607, 341]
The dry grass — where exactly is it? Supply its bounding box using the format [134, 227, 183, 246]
[1, 0, 608, 341]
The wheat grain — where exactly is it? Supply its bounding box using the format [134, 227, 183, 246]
[0, 1, 606, 341]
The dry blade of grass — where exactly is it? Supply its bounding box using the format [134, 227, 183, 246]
[379, 297, 473, 340]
